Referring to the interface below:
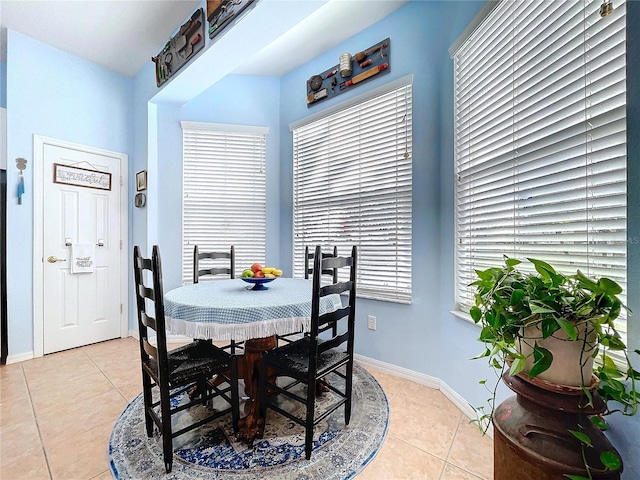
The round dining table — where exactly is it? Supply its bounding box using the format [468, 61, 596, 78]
[163, 277, 343, 445]
[164, 277, 343, 342]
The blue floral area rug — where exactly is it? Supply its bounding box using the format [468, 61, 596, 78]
[108, 363, 388, 479]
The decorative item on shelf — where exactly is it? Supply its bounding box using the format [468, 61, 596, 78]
[344, 63, 388, 87]
[339, 52, 352, 77]
[305, 38, 390, 108]
[469, 256, 638, 479]
[152, 8, 205, 87]
[207, 0, 256, 40]
[136, 170, 147, 192]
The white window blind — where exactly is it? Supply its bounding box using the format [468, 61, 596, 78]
[453, 0, 627, 336]
[181, 122, 268, 283]
[292, 83, 413, 303]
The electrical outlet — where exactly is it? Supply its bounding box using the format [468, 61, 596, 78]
[367, 315, 376, 330]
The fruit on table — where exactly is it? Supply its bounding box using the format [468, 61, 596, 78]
[243, 265, 283, 278]
[251, 263, 262, 273]
[261, 267, 283, 276]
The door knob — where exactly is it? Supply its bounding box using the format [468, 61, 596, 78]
[47, 256, 67, 263]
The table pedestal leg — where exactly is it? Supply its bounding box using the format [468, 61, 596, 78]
[236, 336, 277, 446]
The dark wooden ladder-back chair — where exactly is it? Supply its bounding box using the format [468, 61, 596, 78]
[133, 245, 239, 473]
[259, 245, 357, 460]
[193, 245, 235, 283]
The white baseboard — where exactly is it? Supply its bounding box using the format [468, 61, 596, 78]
[6, 351, 34, 364]
[355, 353, 440, 388]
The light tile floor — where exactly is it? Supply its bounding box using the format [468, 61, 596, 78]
[0, 337, 493, 480]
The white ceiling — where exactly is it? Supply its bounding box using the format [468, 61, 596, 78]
[0, 0, 409, 79]
[0, 0, 201, 77]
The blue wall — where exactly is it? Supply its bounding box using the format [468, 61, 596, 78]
[5, 31, 132, 355]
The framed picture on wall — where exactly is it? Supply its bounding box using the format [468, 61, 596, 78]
[136, 170, 147, 191]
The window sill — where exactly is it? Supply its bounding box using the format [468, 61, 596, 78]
[450, 309, 477, 326]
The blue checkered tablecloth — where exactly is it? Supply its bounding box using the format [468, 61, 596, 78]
[164, 278, 343, 341]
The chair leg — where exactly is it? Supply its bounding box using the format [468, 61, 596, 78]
[141, 371, 154, 437]
[197, 378, 208, 405]
[231, 356, 240, 433]
[345, 362, 354, 425]
[160, 387, 174, 473]
[305, 378, 316, 460]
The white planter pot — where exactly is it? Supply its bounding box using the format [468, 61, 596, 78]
[517, 322, 597, 388]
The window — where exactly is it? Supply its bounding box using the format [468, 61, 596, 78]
[453, 1, 627, 336]
[181, 121, 268, 283]
[292, 79, 412, 303]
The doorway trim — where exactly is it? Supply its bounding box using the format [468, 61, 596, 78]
[32, 135, 129, 358]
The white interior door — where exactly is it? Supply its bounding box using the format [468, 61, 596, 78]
[42, 143, 123, 354]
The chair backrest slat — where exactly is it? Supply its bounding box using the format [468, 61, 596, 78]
[198, 267, 231, 277]
[305, 245, 338, 281]
[141, 312, 157, 331]
[143, 338, 158, 360]
[322, 256, 353, 270]
[193, 245, 235, 283]
[320, 281, 351, 297]
[137, 284, 154, 301]
[317, 305, 350, 328]
[138, 257, 152, 270]
[318, 332, 349, 354]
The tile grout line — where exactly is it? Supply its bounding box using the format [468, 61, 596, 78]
[438, 415, 462, 480]
[383, 431, 461, 478]
[439, 416, 488, 480]
[21, 362, 55, 480]
[82, 346, 137, 404]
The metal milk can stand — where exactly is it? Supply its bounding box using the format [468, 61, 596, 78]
[493, 373, 622, 479]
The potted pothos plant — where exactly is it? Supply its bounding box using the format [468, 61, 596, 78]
[469, 256, 639, 479]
